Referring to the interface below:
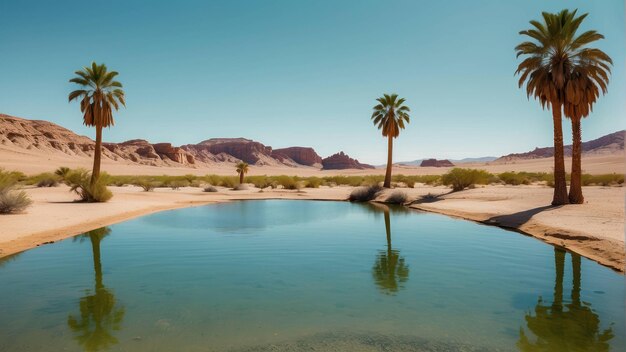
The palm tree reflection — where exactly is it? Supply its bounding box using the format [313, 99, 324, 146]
[518, 248, 614, 351]
[68, 227, 125, 351]
[371, 204, 409, 294]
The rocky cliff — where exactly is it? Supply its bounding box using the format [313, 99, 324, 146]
[272, 147, 323, 167]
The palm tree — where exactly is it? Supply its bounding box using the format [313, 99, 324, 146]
[516, 10, 582, 205]
[560, 13, 612, 204]
[236, 162, 249, 184]
[68, 227, 125, 351]
[69, 62, 125, 186]
[371, 94, 410, 188]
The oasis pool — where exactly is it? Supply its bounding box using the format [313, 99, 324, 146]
[0, 200, 624, 351]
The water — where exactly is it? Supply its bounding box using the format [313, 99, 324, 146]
[0, 200, 624, 351]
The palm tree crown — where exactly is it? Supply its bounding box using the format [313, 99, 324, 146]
[371, 94, 410, 138]
[515, 9, 611, 116]
[236, 162, 249, 175]
[69, 62, 125, 128]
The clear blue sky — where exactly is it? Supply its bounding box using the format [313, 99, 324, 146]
[0, 0, 624, 164]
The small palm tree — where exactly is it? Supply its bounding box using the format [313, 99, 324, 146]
[236, 162, 249, 184]
[371, 94, 410, 188]
[69, 63, 125, 186]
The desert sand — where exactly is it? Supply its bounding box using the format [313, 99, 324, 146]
[0, 184, 623, 273]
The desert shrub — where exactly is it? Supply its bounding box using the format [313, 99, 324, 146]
[305, 176, 322, 188]
[33, 173, 59, 187]
[183, 174, 196, 183]
[136, 178, 159, 192]
[0, 189, 33, 214]
[219, 177, 237, 188]
[392, 175, 415, 188]
[275, 175, 299, 190]
[233, 183, 248, 191]
[442, 168, 493, 192]
[414, 175, 441, 185]
[65, 169, 113, 202]
[189, 179, 204, 188]
[323, 176, 367, 187]
[419, 192, 440, 202]
[203, 185, 218, 192]
[385, 191, 407, 204]
[498, 172, 530, 185]
[0, 169, 20, 193]
[169, 180, 189, 190]
[581, 173, 624, 186]
[247, 175, 272, 189]
[54, 166, 71, 181]
[348, 185, 383, 202]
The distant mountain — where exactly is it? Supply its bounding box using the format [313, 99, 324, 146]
[496, 130, 624, 162]
[396, 156, 497, 166]
[0, 114, 363, 170]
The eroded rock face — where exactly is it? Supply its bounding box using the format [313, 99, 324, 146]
[419, 159, 454, 167]
[190, 138, 274, 165]
[153, 143, 195, 164]
[272, 147, 323, 167]
[322, 151, 375, 170]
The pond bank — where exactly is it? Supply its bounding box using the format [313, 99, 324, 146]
[0, 184, 623, 272]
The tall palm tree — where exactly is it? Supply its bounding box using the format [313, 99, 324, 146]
[69, 62, 125, 186]
[516, 10, 584, 205]
[236, 161, 249, 184]
[560, 13, 612, 203]
[371, 94, 410, 188]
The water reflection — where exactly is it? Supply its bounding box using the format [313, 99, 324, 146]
[517, 248, 614, 351]
[371, 204, 410, 294]
[67, 227, 125, 352]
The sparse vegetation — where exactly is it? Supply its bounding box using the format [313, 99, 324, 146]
[65, 169, 113, 202]
[54, 166, 71, 181]
[384, 191, 407, 204]
[442, 168, 493, 192]
[34, 173, 60, 187]
[136, 178, 159, 192]
[203, 185, 218, 192]
[348, 185, 383, 202]
[233, 183, 248, 191]
[0, 169, 33, 214]
[169, 180, 189, 190]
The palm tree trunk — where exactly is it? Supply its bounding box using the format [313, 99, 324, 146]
[551, 103, 568, 205]
[239, 172, 244, 184]
[384, 135, 393, 188]
[568, 117, 584, 204]
[91, 123, 103, 186]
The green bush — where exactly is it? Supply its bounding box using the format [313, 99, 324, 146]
[33, 173, 60, 187]
[0, 189, 32, 214]
[136, 178, 160, 192]
[581, 173, 624, 186]
[0, 169, 20, 193]
[169, 180, 189, 190]
[305, 176, 322, 188]
[246, 175, 272, 189]
[275, 175, 300, 190]
[65, 169, 113, 202]
[442, 168, 493, 192]
[54, 166, 71, 181]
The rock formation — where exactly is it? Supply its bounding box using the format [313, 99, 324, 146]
[419, 159, 455, 167]
[272, 147, 323, 167]
[322, 151, 375, 170]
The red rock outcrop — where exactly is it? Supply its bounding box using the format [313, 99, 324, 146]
[187, 138, 275, 165]
[272, 147, 323, 167]
[420, 159, 455, 167]
[322, 151, 375, 170]
[153, 143, 195, 164]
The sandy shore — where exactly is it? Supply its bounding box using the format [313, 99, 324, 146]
[1, 184, 623, 273]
